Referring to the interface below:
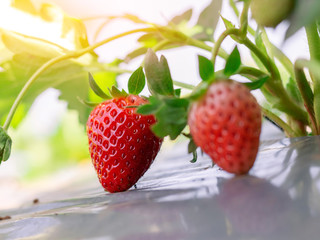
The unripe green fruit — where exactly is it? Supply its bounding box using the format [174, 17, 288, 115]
[251, 0, 294, 27]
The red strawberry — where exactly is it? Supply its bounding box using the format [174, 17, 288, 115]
[188, 80, 261, 174]
[86, 95, 162, 193]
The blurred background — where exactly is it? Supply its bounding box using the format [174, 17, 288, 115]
[0, 0, 307, 208]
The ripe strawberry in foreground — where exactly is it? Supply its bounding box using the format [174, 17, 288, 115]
[87, 95, 162, 193]
[188, 80, 261, 174]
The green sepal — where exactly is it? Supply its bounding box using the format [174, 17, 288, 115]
[136, 96, 162, 115]
[137, 96, 189, 140]
[286, 77, 303, 104]
[128, 66, 146, 95]
[144, 49, 175, 96]
[198, 55, 214, 81]
[77, 97, 99, 108]
[221, 15, 234, 29]
[255, 32, 268, 57]
[190, 151, 198, 163]
[88, 72, 112, 100]
[188, 137, 197, 153]
[0, 127, 12, 164]
[108, 86, 128, 98]
[224, 46, 241, 77]
[244, 75, 269, 90]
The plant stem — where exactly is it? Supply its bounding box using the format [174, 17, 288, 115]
[211, 28, 241, 70]
[261, 108, 298, 137]
[305, 24, 320, 133]
[2, 27, 156, 131]
[241, 37, 308, 124]
[294, 60, 318, 134]
[187, 37, 229, 60]
[173, 81, 195, 90]
[229, 0, 240, 17]
[306, 23, 320, 61]
[241, 37, 281, 80]
[152, 40, 171, 52]
[238, 66, 268, 79]
[260, 29, 294, 77]
[239, 0, 250, 35]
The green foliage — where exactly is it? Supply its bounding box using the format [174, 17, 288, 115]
[88, 73, 111, 100]
[0, 127, 12, 164]
[224, 46, 241, 77]
[244, 75, 268, 90]
[194, 0, 222, 40]
[0, 4, 115, 128]
[144, 49, 175, 96]
[137, 96, 189, 140]
[198, 55, 214, 81]
[128, 67, 145, 95]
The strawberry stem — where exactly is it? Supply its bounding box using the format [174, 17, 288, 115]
[211, 28, 241, 71]
[294, 60, 318, 134]
[260, 28, 294, 78]
[305, 24, 320, 134]
[261, 108, 299, 137]
[173, 81, 195, 90]
[239, 0, 250, 36]
[210, 26, 309, 126]
[241, 37, 309, 125]
[2, 27, 157, 131]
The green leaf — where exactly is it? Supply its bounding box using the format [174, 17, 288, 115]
[88, 70, 117, 103]
[144, 49, 174, 96]
[109, 86, 128, 98]
[286, 77, 303, 104]
[170, 8, 193, 25]
[139, 96, 189, 140]
[128, 67, 145, 95]
[88, 72, 111, 99]
[0, 52, 97, 127]
[244, 75, 269, 90]
[286, 0, 320, 38]
[1, 29, 65, 59]
[255, 32, 268, 56]
[124, 47, 148, 63]
[294, 66, 315, 121]
[224, 46, 241, 77]
[62, 16, 92, 51]
[77, 97, 99, 108]
[164, 98, 190, 108]
[198, 55, 214, 81]
[221, 15, 234, 30]
[136, 97, 163, 115]
[195, 0, 222, 40]
[0, 127, 12, 164]
[220, 15, 241, 42]
[187, 138, 197, 154]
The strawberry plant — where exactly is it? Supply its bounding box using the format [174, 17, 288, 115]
[1, 0, 320, 191]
